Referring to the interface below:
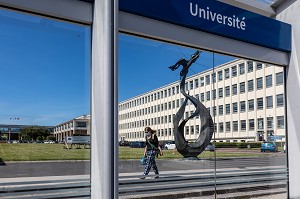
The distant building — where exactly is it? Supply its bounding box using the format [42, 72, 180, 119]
[0, 124, 53, 141]
[118, 60, 285, 143]
[53, 115, 90, 142]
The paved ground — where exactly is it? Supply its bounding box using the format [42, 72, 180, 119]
[250, 193, 286, 199]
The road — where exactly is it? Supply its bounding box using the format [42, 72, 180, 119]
[0, 153, 286, 178]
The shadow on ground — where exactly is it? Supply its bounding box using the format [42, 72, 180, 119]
[0, 158, 6, 166]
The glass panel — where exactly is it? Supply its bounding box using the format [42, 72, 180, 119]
[214, 54, 287, 198]
[0, 8, 91, 197]
[118, 33, 287, 198]
[118, 33, 220, 198]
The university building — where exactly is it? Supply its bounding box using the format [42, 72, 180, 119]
[118, 59, 285, 143]
[53, 114, 90, 142]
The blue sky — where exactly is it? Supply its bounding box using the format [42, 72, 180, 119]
[118, 34, 234, 102]
[0, 9, 234, 127]
[0, 9, 90, 126]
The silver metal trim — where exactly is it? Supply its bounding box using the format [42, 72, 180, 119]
[0, 0, 92, 24]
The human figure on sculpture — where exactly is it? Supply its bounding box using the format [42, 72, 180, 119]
[140, 126, 163, 179]
[169, 50, 201, 78]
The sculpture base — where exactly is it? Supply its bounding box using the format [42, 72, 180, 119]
[182, 157, 199, 161]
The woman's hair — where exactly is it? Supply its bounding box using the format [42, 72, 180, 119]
[144, 126, 156, 134]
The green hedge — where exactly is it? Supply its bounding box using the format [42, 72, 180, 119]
[213, 142, 261, 148]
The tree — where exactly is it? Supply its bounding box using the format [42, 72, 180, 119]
[20, 126, 51, 141]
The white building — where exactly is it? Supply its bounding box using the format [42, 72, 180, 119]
[119, 59, 285, 143]
[53, 115, 90, 142]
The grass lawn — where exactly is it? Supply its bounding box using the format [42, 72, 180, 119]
[119, 147, 268, 160]
[0, 144, 269, 162]
[0, 143, 90, 161]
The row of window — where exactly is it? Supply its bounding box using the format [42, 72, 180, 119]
[119, 71, 283, 111]
[119, 94, 284, 121]
[122, 116, 284, 139]
[54, 121, 88, 132]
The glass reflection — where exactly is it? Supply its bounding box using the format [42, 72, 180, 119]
[0, 8, 91, 198]
[118, 33, 287, 198]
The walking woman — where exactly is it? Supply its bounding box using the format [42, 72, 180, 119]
[140, 126, 163, 179]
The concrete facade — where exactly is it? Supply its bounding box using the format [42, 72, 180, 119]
[53, 115, 90, 142]
[119, 59, 285, 143]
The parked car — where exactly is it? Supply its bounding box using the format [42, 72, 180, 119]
[205, 143, 215, 152]
[119, 140, 130, 146]
[164, 141, 176, 150]
[129, 141, 146, 148]
[261, 141, 278, 152]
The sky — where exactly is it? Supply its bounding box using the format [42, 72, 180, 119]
[118, 34, 235, 102]
[0, 9, 90, 126]
[0, 9, 235, 127]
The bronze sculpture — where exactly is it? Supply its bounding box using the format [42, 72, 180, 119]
[169, 50, 214, 158]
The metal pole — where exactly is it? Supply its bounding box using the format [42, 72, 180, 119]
[91, 0, 118, 198]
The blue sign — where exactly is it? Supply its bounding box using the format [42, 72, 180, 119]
[119, 0, 291, 52]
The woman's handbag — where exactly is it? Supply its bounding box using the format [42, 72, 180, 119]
[139, 156, 146, 165]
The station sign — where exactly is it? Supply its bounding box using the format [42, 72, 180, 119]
[119, 0, 291, 52]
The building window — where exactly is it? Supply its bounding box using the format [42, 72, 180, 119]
[277, 116, 284, 128]
[241, 120, 246, 131]
[240, 82, 245, 93]
[257, 118, 264, 130]
[226, 104, 230, 114]
[200, 77, 204, 86]
[266, 96, 273, 108]
[225, 86, 230, 97]
[276, 72, 284, 85]
[248, 99, 254, 111]
[219, 105, 223, 115]
[206, 91, 210, 101]
[195, 79, 199, 88]
[212, 73, 216, 83]
[219, 123, 224, 133]
[76, 122, 87, 127]
[185, 126, 189, 135]
[232, 65, 237, 77]
[196, 125, 200, 134]
[249, 119, 255, 130]
[239, 63, 245, 75]
[226, 122, 231, 132]
[256, 62, 263, 70]
[190, 81, 193, 90]
[212, 89, 216, 100]
[185, 83, 188, 91]
[248, 80, 254, 92]
[276, 94, 284, 107]
[201, 93, 204, 102]
[267, 117, 273, 129]
[232, 102, 238, 113]
[191, 126, 194, 135]
[225, 68, 230, 79]
[257, 77, 263, 90]
[206, 75, 210, 85]
[257, 98, 263, 110]
[218, 71, 223, 81]
[232, 84, 237, 95]
[266, 75, 272, 88]
[240, 101, 246, 112]
[233, 121, 238, 131]
[247, 61, 253, 72]
[218, 88, 223, 98]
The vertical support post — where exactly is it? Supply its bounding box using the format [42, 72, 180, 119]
[91, 0, 118, 198]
